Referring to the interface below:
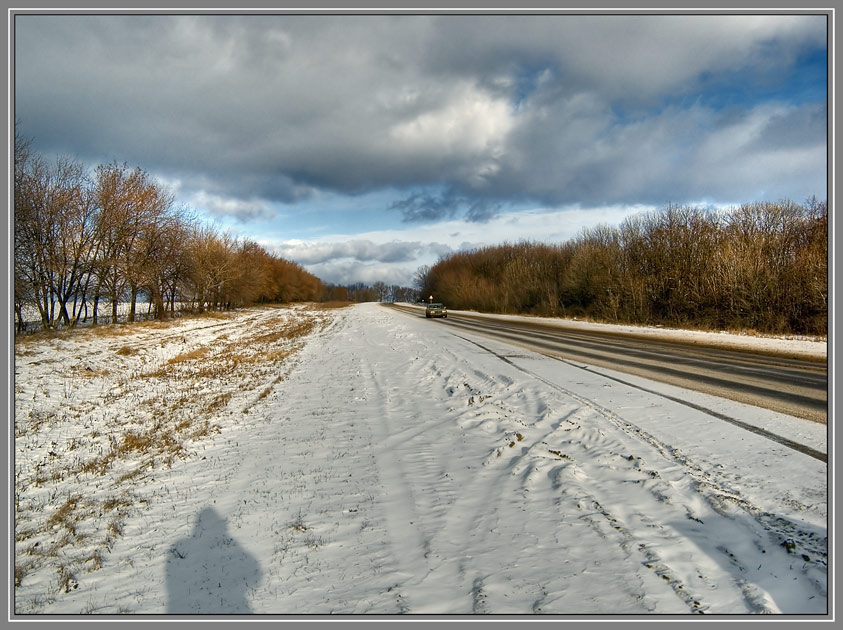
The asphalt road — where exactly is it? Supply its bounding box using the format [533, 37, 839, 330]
[386, 304, 828, 425]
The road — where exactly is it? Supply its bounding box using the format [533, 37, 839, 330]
[386, 304, 828, 426]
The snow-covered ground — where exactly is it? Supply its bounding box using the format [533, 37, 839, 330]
[12, 303, 828, 617]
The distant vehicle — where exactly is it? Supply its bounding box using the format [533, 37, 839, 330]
[425, 303, 447, 318]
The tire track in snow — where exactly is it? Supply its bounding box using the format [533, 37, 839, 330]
[398, 344, 686, 613]
[507, 403, 725, 613]
[350, 319, 462, 612]
[338, 314, 617, 613]
[447, 333, 826, 613]
[199, 309, 403, 614]
[574, 364, 826, 463]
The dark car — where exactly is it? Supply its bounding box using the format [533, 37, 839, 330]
[425, 303, 448, 318]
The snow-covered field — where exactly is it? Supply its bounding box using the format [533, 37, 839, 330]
[12, 302, 828, 617]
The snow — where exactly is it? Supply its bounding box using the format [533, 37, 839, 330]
[12, 302, 828, 617]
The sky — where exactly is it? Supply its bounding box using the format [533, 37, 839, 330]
[12, 11, 829, 287]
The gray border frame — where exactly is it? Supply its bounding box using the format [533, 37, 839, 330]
[4, 3, 835, 626]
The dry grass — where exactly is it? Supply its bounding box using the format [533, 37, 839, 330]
[190, 421, 220, 441]
[46, 496, 83, 535]
[263, 349, 295, 364]
[188, 309, 238, 321]
[253, 319, 318, 345]
[18, 307, 234, 347]
[57, 565, 78, 593]
[74, 365, 109, 378]
[313, 301, 354, 310]
[168, 347, 211, 364]
[119, 429, 162, 456]
[102, 496, 132, 512]
[77, 455, 110, 476]
[84, 552, 103, 572]
[107, 519, 123, 537]
[14, 564, 28, 588]
[15, 304, 333, 600]
[132, 318, 183, 330]
[206, 392, 233, 414]
[115, 465, 148, 484]
[17, 410, 55, 438]
[144, 347, 213, 378]
[15, 527, 38, 544]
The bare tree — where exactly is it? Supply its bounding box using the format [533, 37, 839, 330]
[14, 149, 96, 329]
[91, 163, 174, 323]
[416, 200, 826, 335]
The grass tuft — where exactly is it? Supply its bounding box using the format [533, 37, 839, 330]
[168, 347, 211, 364]
[14, 303, 332, 602]
[313, 301, 353, 309]
[46, 495, 82, 533]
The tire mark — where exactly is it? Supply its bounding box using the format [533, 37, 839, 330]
[454, 334, 826, 463]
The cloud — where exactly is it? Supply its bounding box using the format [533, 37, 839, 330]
[386, 80, 514, 190]
[390, 190, 502, 223]
[428, 242, 457, 260]
[272, 239, 424, 265]
[264, 203, 649, 287]
[484, 97, 826, 206]
[14, 13, 827, 222]
[301, 260, 419, 287]
[390, 193, 460, 223]
[269, 237, 463, 286]
[189, 191, 275, 222]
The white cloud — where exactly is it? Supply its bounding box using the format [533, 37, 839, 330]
[304, 261, 420, 287]
[272, 239, 423, 265]
[389, 82, 515, 160]
[189, 191, 275, 222]
[264, 204, 654, 286]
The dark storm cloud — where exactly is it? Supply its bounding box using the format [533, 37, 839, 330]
[14, 13, 828, 220]
[390, 192, 461, 223]
[389, 190, 502, 223]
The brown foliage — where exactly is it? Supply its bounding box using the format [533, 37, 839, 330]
[419, 200, 827, 335]
[14, 143, 327, 331]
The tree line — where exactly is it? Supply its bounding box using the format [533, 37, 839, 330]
[14, 138, 325, 332]
[415, 200, 827, 336]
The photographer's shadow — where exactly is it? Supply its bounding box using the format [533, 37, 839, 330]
[166, 507, 262, 614]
